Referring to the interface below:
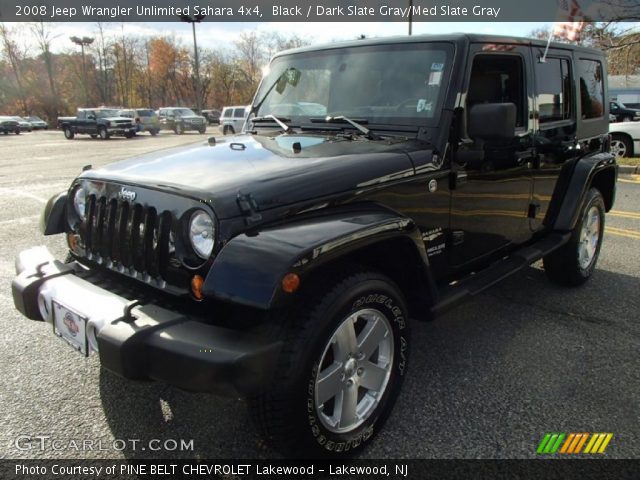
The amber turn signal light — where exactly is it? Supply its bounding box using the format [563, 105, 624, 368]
[281, 273, 300, 293]
[191, 275, 204, 300]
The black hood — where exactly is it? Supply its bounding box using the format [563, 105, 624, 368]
[79, 132, 420, 219]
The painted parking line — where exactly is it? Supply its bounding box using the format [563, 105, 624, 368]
[610, 210, 640, 220]
[606, 226, 640, 240]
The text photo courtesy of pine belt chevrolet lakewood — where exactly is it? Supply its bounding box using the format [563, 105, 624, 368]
[12, 34, 617, 457]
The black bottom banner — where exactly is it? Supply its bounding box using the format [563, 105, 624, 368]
[1, 459, 638, 480]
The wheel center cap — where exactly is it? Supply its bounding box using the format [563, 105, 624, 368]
[344, 357, 357, 377]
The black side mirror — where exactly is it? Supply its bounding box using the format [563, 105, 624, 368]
[468, 103, 516, 140]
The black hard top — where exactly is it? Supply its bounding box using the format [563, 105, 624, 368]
[275, 33, 604, 58]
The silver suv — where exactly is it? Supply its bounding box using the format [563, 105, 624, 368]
[219, 106, 249, 135]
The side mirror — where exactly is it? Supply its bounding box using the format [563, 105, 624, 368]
[468, 103, 516, 140]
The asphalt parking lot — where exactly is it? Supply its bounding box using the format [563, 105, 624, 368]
[0, 129, 638, 460]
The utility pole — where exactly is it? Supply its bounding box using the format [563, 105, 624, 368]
[180, 14, 206, 113]
[70, 36, 94, 106]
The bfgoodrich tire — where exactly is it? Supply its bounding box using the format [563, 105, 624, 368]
[250, 270, 410, 458]
[544, 187, 605, 286]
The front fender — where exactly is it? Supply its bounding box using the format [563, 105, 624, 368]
[40, 192, 67, 235]
[553, 152, 617, 231]
[203, 207, 425, 310]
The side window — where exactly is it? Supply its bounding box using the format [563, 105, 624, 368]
[223, 109, 233, 118]
[536, 58, 572, 124]
[77, 111, 86, 120]
[579, 59, 604, 119]
[233, 108, 245, 118]
[467, 54, 527, 128]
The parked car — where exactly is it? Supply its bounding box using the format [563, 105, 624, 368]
[157, 107, 207, 134]
[0, 116, 20, 134]
[219, 105, 249, 134]
[610, 121, 640, 158]
[13, 34, 617, 458]
[26, 116, 49, 130]
[118, 108, 161, 135]
[609, 100, 640, 122]
[11, 116, 32, 132]
[202, 109, 221, 125]
[60, 108, 137, 140]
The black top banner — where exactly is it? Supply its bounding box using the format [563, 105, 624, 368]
[0, 0, 639, 22]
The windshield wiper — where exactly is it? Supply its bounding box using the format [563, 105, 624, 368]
[310, 116, 380, 140]
[250, 114, 292, 132]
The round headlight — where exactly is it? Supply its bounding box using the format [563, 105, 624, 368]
[73, 187, 86, 220]
[189, 210, 215, 259]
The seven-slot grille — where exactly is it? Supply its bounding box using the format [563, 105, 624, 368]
[82, 194, 173, 281]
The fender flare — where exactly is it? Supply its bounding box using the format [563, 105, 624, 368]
[40, 192, 67, 235]
[553, 152, 617, 231]
[203, 207, 430, 310]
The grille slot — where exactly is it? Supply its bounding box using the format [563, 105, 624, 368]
[82, 195, 173, 281]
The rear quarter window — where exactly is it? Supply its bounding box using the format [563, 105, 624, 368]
[579, 59, 604, 119]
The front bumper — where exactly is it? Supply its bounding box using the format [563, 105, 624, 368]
[12, 247, 281, 397]
[107, 126, 136, 135]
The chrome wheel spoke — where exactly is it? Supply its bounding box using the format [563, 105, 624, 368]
[316, 362, 344, 405]
[357, 315, 388, 359]
[333, 318, 357, 360]
[338, 384, 358, 428]
[359, 361, 388, 392]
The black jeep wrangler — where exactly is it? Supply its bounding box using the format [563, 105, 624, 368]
[12, 34, 616, 457]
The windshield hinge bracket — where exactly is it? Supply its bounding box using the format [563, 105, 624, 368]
[237, 192, 262, 225]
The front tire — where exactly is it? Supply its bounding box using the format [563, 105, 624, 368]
[544, 188, 605, 286]
[250, 270, 410, 457]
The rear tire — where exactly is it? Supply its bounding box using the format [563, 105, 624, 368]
[150, 129, 158, 136]
[610, 133, 633, 158]
[99, 127, 110, 140]
[544, 188, 605, 286]
[249, 270, 410, 458]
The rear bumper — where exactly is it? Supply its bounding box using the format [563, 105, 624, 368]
[12, 247, 281, 397]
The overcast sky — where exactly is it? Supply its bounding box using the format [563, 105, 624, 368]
[15, 21, 556, 54]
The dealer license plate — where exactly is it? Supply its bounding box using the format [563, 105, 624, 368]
[52, 300, 89, 356]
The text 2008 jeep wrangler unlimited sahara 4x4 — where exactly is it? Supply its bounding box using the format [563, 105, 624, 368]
[13, 34, 616, 457]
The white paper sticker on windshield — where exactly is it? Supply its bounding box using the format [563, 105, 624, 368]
[431, 62, 444, 71]
[428, 71, 442, 86]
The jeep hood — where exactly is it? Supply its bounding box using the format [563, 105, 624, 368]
[79, 133, 420, 219]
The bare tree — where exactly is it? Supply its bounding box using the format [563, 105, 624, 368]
[0, 24, 28, 113]
[31, 22, 59, 115]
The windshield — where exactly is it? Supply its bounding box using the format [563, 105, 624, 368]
[95, 109, 121, 118]
[172, 108, 196, 116]
[254, 42, 453, 127]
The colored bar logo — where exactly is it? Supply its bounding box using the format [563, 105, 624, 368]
[537, 433, 613, 454]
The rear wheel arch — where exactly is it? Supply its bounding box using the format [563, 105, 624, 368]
[589, 167, 616, 212]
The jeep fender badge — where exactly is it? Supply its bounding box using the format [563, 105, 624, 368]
[428, 179, 438, 193]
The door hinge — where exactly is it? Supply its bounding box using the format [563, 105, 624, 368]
[237, 192, 262, 226]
